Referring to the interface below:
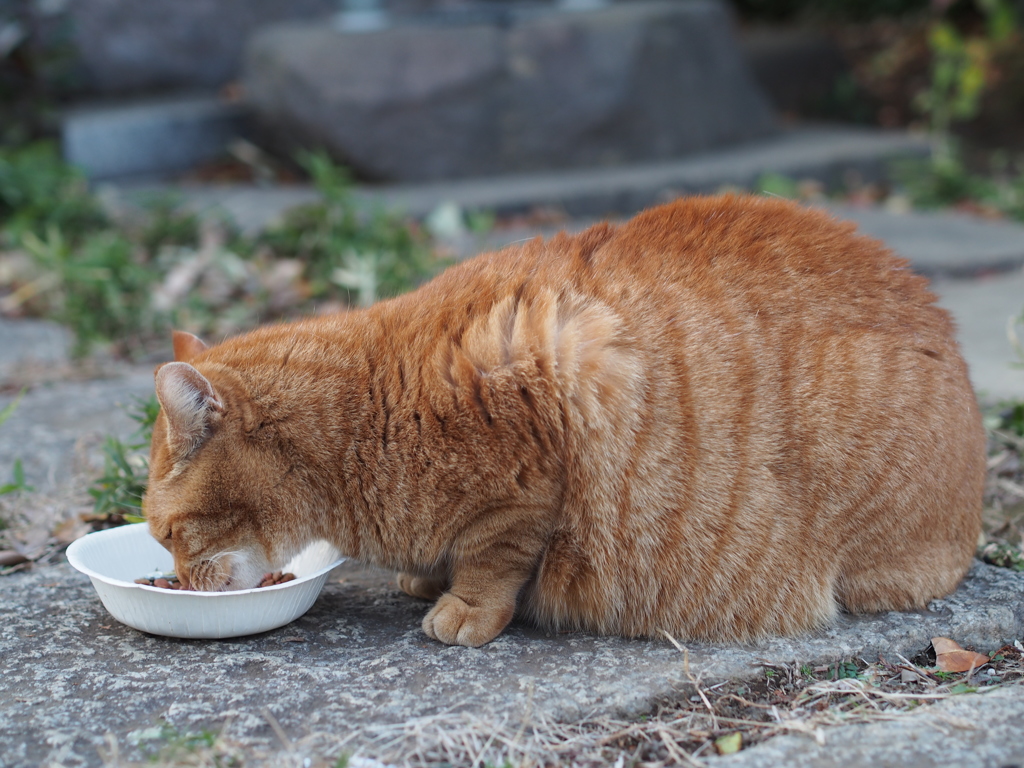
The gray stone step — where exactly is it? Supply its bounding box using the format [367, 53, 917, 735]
[62, 95, 249, 181]
[114, 124, 929, 229]
[828, 204, 1024, 278]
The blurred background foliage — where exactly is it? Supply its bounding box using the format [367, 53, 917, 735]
[0, 0, 1022, 359]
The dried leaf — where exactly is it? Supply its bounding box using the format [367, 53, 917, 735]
[51, 516, 90, 546]
[900, 668, 924, 684]
[932, 637, 989, 673]
[931, 637, 961, 656]
[0, 549, 30, 567]
[715, 732, 742, 755]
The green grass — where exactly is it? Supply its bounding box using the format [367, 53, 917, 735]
[88, 395, 158, 523]
[258, 150, 443, 305]
[0, 391, 31, 497]
[0, 144, 447, 357]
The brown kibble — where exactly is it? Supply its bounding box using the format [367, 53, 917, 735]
[137, 571, 298, 590]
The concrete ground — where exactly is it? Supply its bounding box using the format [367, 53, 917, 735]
[1, 160, 1024, 766]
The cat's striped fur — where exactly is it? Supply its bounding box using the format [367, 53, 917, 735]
[144, 194, 985, 646]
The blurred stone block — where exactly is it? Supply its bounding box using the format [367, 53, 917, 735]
[61, 96, 249, 180]
[740, 25, 850, 117]
[243, 0, 779, 181]
[63, 0, 337, 94]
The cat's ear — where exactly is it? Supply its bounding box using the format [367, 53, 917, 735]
[155, 362, 223, 457]
[172, 330, 209, 362]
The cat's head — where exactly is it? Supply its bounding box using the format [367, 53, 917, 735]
[144, 331, 311, 591]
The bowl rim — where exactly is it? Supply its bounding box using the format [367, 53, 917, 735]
[66, 522, 345, 597]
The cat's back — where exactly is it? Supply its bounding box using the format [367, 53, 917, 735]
[413, 194, 945, 342]
[586, 194, 945, 337]
[429, 194, 983, 642]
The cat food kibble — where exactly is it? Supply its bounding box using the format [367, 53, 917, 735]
[134, 572, 297, 590]
[259, 571, 297, 587]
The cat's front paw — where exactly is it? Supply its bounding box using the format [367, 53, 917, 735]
[397, 572, 446, 600]
[422, 593, 512, 647]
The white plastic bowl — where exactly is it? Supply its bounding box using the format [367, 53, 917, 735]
[66, 523, 345, 639]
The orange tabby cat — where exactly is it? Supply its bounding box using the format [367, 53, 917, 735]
[144, 194, 985, 647]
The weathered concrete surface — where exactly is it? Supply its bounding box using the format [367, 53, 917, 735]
[0, 318, 72, 386]
[0, 559, 1022, 767]
[0, 367, 155, 494]
[716, 684, 1024, 768]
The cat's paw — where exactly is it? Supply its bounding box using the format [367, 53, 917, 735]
[397, 572, 445, 600]
[422, 593, 512, 647]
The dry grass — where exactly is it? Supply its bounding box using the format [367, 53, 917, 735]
[98, 643, 1024, 768]
[981, 425, 1024, 570]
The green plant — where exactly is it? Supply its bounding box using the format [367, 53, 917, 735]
[755, 172, 801, 200]
[130, 723, 238, 765]
[1000, 401, 1024, 437]
[0, 142, 107, 246]
[260, 150, 443, 304]
[0, 145, 447, 357]
[135, 194, 203, 255]
[0, 391, 32, 496]
[18, 227, 164, 356]
[88, 395, 158, 522]
[832, 661, 861, 680]
[893, 1, 1023, 213]
[979, 541, 1024, 570]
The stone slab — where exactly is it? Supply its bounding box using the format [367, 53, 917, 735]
[0, 368, 156, 494]
[357, 125, 928, 215]
[113, 125, 930, 229]
[60, 0, 336, 95]
[931, 270, 1024, 406]
[243, 0, 777, 181]
[829, 204, 1024, 279]
[714, 684, 1024, 768]
[0, 318, 72, 386]
[62, 96, 249, 181]
[0, 559, 1021, 767]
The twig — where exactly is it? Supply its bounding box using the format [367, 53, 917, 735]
[660, 629, 719, 730]
[262, 707, 293, 752]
